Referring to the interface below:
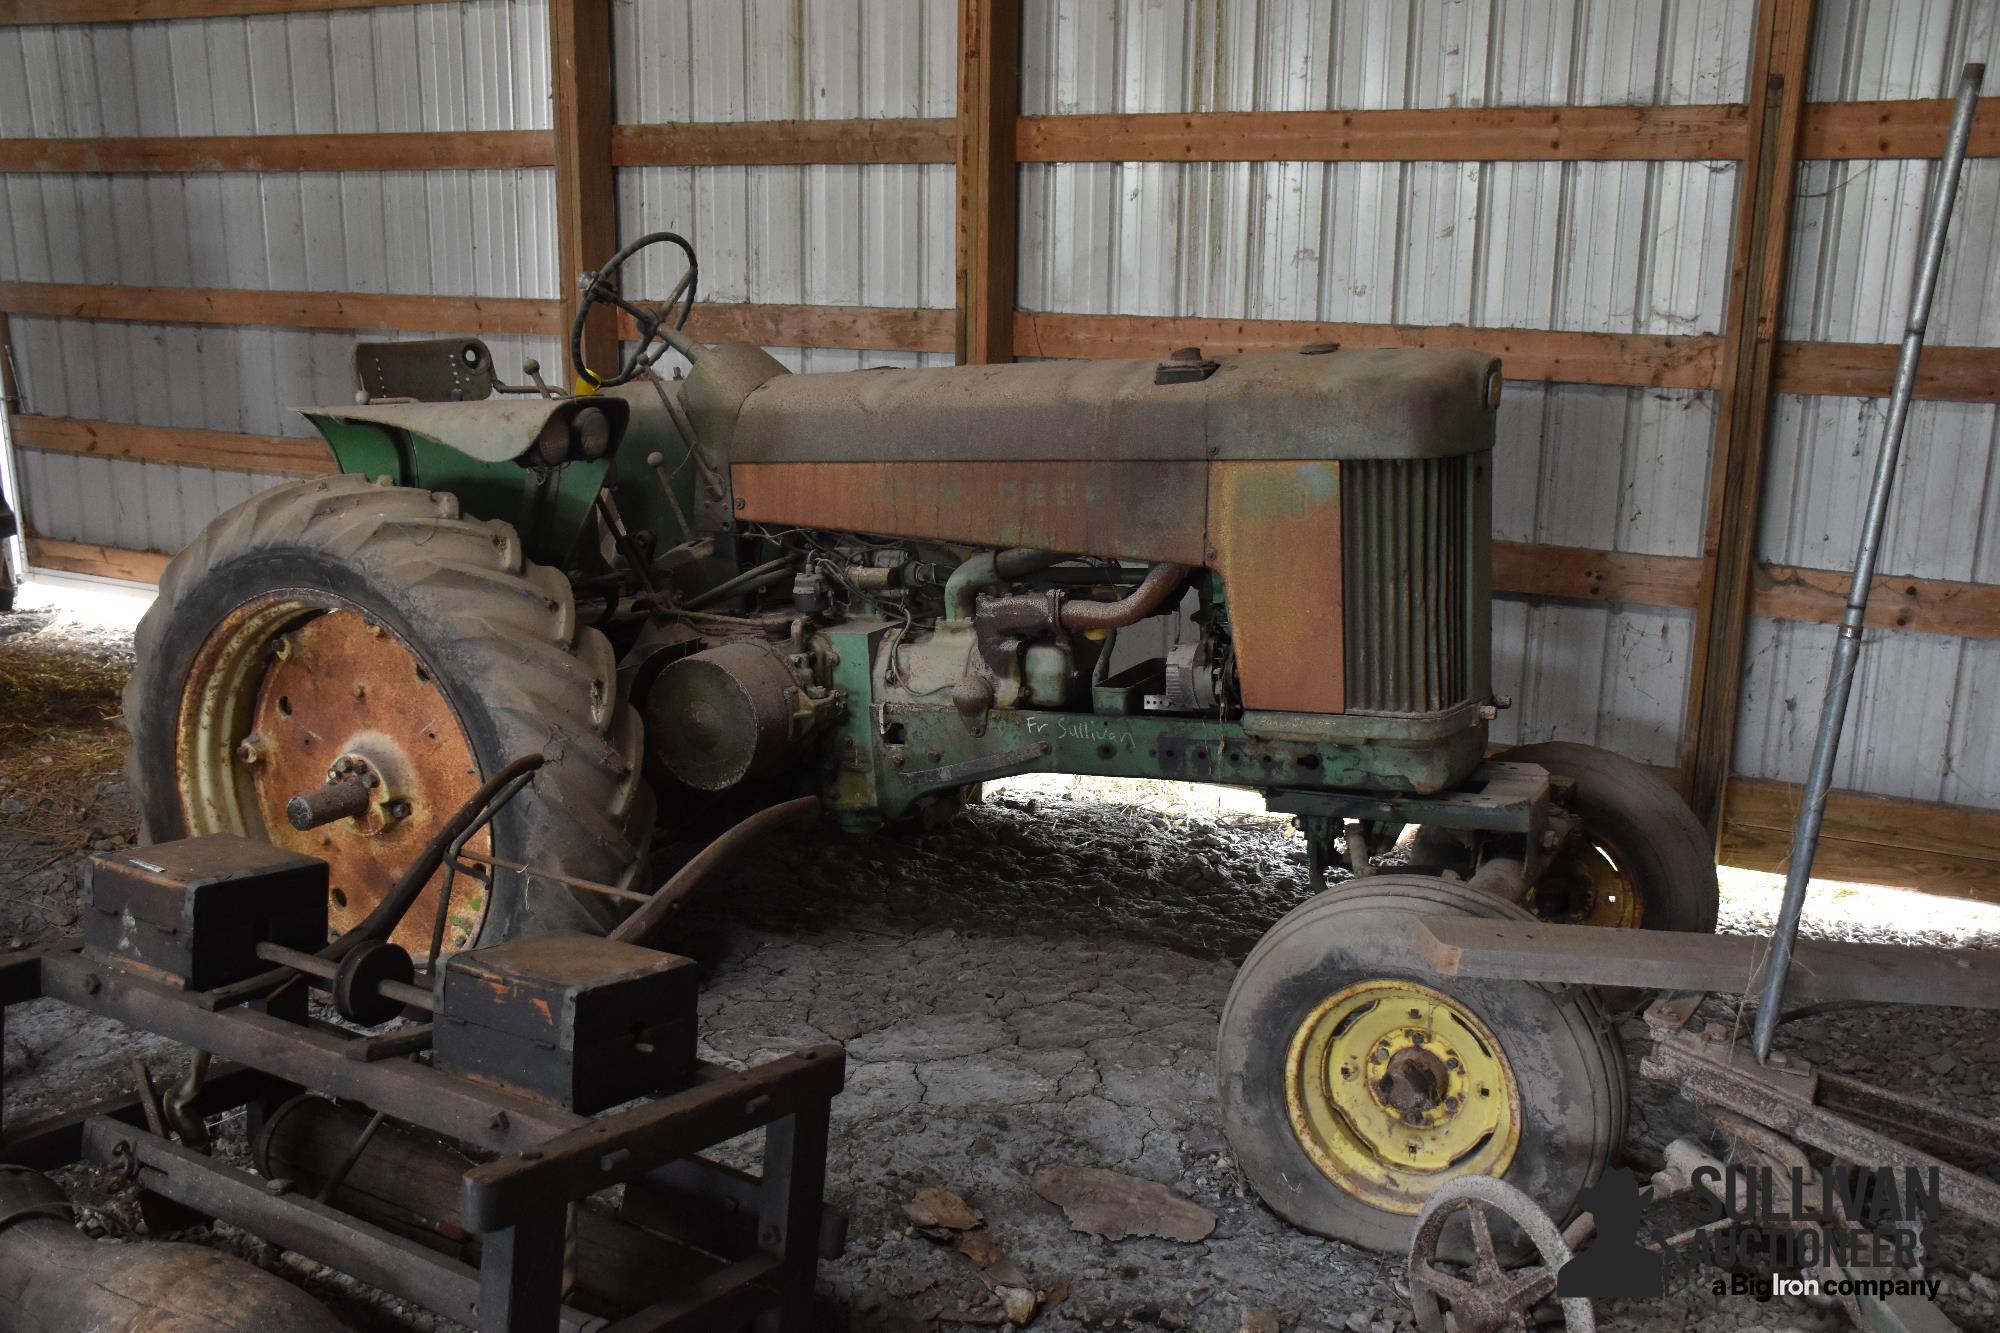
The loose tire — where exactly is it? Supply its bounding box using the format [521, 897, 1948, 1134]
[125, 476, 654, 957]
[1217, 875, 1624, 1254]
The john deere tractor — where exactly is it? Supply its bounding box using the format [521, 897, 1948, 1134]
[124, 233, 1717, 1251]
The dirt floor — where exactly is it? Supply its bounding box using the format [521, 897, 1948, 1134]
[5, 587, 2000, 1332]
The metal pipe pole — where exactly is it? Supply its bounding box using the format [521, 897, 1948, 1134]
[1752, 63, 1986, 1062]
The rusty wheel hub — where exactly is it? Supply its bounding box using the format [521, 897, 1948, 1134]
[1529, 835, 1642, 929]
[178, 594, 492, 959]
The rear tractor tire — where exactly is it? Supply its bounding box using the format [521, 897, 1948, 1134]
[1217, 875, 1625, 1255]
[1408, 741, 1719, 935]
[124, 475, 655, 961]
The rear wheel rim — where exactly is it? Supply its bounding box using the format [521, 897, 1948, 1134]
[1285, 978, 1522, 1215]
[176, 591, 492, 958]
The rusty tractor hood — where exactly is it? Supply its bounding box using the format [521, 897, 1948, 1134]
[711, 345, 1500, 465]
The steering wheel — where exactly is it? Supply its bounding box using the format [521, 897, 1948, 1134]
[568, 230, 699, 390]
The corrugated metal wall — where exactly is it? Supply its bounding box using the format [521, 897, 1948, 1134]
[1, 0, 1993, 820]
[611, 0, 958, 375]
[1738, 0, 2000, 809]
[1018, 0, 1747, 767]
[0, 0, 560, 552]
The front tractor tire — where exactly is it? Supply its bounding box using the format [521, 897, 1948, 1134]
[1410, 741, 1720, 936]
[124, 476, 655, 959]
[1217, 876, 1624, 1255]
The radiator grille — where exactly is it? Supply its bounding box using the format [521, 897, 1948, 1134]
[1342, 457, 1473, 715]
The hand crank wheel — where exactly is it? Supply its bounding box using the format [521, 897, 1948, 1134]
[1408, 1174, 1595, 1333]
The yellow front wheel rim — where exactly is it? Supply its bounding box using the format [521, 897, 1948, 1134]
[1285, 979, 1521, 1215]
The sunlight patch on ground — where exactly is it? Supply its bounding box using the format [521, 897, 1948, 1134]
[15, 573, 153, 632]
[987, 772, 1285, 824]
[1718, 864, 2000, 944]
[990, 773, 2000, 940]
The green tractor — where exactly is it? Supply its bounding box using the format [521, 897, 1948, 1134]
[123, 233, 1716, 1250]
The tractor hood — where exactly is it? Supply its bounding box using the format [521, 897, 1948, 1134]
[719, 346, 1500, 465]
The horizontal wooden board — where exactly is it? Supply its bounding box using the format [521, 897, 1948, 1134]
[1017, 104, 1750, 163]
[1799, 97, 2000, 160]
[1726, 777, 2000, 868]
[1751, 563, 2000, 640]
[1493, 540, 2000, 638]
[1016, 314, 1995, 404]
[0, 282, 948, 352]
[616, 303, 955, 353]
[12, 281, 1987, 405]
[11, 414, 333, 476]
[2, 0, 460, 20]
[1721, 825, 2000, 907]
[1013, 312, 1720, 389]
[0, 282, 557, 335]
[612, 117, 954, 166]
[1722, 778, 2000, 906]
[24, 535, 171, 584]
[0, 131, 552, 173]
[1415, 914, 2000, 1004]
[1494, 541, 1703, 608]
[1772, 340, 2000, 403]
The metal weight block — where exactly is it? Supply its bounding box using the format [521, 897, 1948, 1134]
[83, 835, 329, 990]
[434, 933, 698, 1113]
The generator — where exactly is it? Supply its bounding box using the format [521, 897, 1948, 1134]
[120, 231, 1719, 1253]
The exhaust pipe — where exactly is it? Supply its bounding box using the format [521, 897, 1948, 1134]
[0, 1166, 344, 1332]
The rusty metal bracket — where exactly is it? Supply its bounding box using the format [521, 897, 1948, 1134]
[896, 741, 1051, 791]
[1267, 761, 1550, 837]
[1273, 761, 1555, 882]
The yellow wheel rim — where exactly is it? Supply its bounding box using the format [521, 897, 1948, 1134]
[1528, 835, 1642, 928]
[1285, 979, 1521, 1215]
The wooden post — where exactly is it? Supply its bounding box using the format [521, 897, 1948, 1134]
[1678, 0, 1818, 834]
[549, 0, 617, 385]
[955, 0, 1020, 365]
[0, 310, 22, 586]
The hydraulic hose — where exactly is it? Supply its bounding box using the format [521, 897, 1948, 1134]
[610, 794, 820, 948]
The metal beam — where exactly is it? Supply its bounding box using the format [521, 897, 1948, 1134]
[1414, 915, 2000, 1010]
